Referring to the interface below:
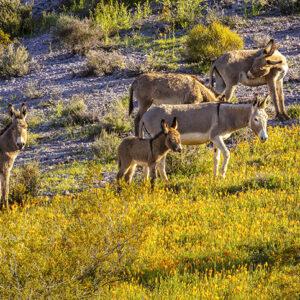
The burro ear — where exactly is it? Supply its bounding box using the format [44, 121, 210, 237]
[171, 117, 178, 130]
[263, 39, 278, 57]
[8, 103, 16, 117]
[20, 102, 27, 119]
[252, 95, 259, 107]
[161, 119, 169, 134]
[258, 95, 270, 109]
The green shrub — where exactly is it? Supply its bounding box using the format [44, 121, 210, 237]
[0, 0, 33, 37]
[0, 42, 30, 78]
[53, 14, 101, 54]
[275, 0, 300, 14]
[101, 96, 133, 133]
[59, 95, 97, 126]
[10, 162, 42, 204]
[85, 50, 126, 76]
[0, 29, 11, 46]
[92, 130, 121, 163]
[186, 21, 244, 64]
[94, 0, 131, 40]
[160, 0, 203, 28]
[287, 104, 300, 120]
[94, 0, 151, 41]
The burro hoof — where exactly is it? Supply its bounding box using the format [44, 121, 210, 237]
[276, 113, 290, 121]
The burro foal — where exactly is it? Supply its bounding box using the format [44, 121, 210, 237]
[0, 103, 28, 209]
[140, 97, 269, 178]
[117, 118, 182, 184]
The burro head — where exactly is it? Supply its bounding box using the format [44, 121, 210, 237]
[249, 96, 269, 142]
[248, 39, 283, 79]
[161, 117, 182, 153]
[9, 103, 28, 150]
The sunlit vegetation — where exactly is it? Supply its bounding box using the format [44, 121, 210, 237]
[2, 126, 299, 298]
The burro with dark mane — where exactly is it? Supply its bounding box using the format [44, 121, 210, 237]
[140, 97, 269, 178]
[0, 103, 28, 209]
[129, 72, 218, 136]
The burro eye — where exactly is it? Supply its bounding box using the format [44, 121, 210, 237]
[254, 117, 259, 122]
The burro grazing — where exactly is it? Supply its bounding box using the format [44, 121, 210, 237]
[117, 118, 182, 184]
[129, 72, 218, 135]
[0, 103, 28, 209]
[209, 39, 288, 120]
[139, 97, 269, 178]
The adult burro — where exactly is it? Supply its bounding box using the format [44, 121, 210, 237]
[129, 72, 218, 136]
[139, 97, 269, 178]
[117, 118, 182, 184]
[209, 39, 289, 120]
[0, 103, 28, 209]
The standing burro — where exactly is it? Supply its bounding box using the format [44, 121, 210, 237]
[129, 72, 218, 136]
[209, 39, 289, 120]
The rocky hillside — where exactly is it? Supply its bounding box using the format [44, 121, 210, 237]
[1, 1, 300, 170]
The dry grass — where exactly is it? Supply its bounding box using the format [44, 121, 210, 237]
[85, 50, 126, 76]
[53, 14, 102, 54]
[0, 42, 30, 78]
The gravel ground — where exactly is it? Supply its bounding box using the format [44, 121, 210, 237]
[0, 10, 299, 170]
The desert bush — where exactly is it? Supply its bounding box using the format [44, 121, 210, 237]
[287, 104, 300, 120]
[23, 81, 45, 99]
[58, 95, 97, 126]
[85, 50, 126, 76]
[275, 0, 300, 14]
[101, 96, 133, 133]
[53, 14, 101, 54]
[186, 21, 244, 64]
[0, 42, 30, 78]
[0, 29, 11, 46]
[10, 162, 42, 204]
[160, 0, 203, 28]
[0, 0, 33, 37]
[166, 145, 211, 176]
[94, 0, 151, 41]
[92, 130, 120, 163]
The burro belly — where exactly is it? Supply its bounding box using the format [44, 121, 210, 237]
[180, 132, 210, 145]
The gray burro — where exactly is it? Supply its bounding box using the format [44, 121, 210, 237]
[0, 103, 28, 209]
[140, 97, 269, 178]
[209, 39, 289, 120]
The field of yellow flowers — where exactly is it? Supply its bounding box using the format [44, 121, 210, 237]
[0, 126, 299, 298]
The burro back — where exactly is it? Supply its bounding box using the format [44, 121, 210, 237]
[0, 103, 28, 209]
[129, 72, 218, 136]
[210, 39, 289, 120]
[140, 96, 269, 178]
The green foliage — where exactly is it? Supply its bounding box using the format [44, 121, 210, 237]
[160, 0, 203, 28]
[0, 28, 11, 46]
[85, 50, 126, 76]
[0, 0, 33, 37]
[186, 21, 244, 64]
[101, 96, 133, 133]
[53, 14, 101, 54]
[0, 126, 298, 297]
[57, 95, 97, 127]
[92, 130, 121, 163]
[94, 0, 151, 41]
[10, 162, 42, 204]
[0, 42, 30, 78]
[287, 104, 300, 120]
[276, 0, 300, 14]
